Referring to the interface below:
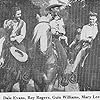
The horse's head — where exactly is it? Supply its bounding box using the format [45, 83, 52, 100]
[36, 14, 49, 22]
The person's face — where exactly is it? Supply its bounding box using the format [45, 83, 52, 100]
[89, 16, 97, 25]
[15, 10, 21, 18]
[47, 13, 53, 21]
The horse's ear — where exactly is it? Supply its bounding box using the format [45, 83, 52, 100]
[36, 14, 41, 21]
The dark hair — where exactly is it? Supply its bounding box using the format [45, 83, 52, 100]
[88, 11, 98, 21]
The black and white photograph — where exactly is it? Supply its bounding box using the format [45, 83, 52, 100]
[0, 0, 100, 96]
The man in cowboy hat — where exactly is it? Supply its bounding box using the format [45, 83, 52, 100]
[46, 1, 68, 45]
[71, 11, 98, 73]
[46, 1, 68, 83]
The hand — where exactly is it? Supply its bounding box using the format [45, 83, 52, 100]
[10, 37, 16, 41]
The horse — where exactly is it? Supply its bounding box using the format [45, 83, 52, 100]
[0, 28, 30, 92]
[28, 16, 69, 92]
[77, 33, 100, 91]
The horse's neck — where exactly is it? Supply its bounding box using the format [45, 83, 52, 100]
[35, 22, 52, 54]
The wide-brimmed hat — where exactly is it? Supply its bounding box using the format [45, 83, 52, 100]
[46, 4, 63, 11]
[10, 45, 28, 62]
[46, 0, 63, 11]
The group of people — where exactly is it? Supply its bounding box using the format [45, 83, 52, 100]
[32, 2, 99, 75]
[0, 1, 99, 91]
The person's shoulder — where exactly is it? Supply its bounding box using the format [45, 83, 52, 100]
[19, 19, 25, 22]
[83, 24, 89, 27]
[20, 19, 26, 25]
[81, 24, 89, 30]
[50, 19, 56, 23]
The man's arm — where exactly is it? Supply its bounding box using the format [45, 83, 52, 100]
[69, 34, 80, 48]
[4, 20, 13, 29]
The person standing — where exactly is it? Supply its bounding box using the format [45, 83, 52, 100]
[3, 7, 28, 92]
[4, 7, 27, 62]
[71, 11, 98, 73]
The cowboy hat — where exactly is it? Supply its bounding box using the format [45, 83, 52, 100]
[46, 4, 63, 11]
[46, 0, 63, 11]
[10, 45, 28, 62]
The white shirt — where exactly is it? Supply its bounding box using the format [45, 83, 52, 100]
[4, 19, 26, 43]
[50, 18, 65, 35]
[80, 23, 98, 41]
[11, 19, 26, 43]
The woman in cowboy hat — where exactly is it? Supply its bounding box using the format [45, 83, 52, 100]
[4, 6, 28, 62]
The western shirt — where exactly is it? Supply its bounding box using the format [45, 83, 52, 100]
[80, 23, 98, 41]
[4, 19, 26, 43]
[50, 18, 65, 35]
